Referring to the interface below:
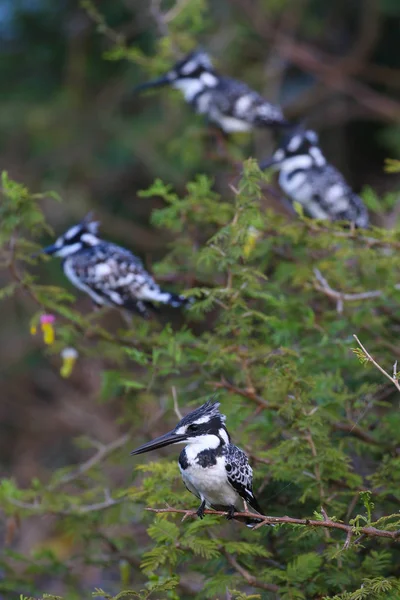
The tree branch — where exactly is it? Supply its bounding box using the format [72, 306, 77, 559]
[146, 507, 400, 541]
[8, 493, 126, 516]
[207, 529, 280, 593]
[223, 546, 279, 592]
[209, 377, 273, 409]
[353, 335, 400, 393]
[48, 434, 130, 490]
[313, 269, 382, 314]
[230, 0, 400, 121]
[332, 422, 381, 446]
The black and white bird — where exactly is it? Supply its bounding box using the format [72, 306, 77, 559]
[260, 127, 370, 228]
[37, 214, 189, 317]
[131, 400, 264, 527]
[134, 50, 288, 134]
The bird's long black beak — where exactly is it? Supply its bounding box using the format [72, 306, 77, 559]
[130, 430, 187, 455]
[258, 156, 279, 171]
[133, 75, 171, 93]
[31, 244, 58, 259]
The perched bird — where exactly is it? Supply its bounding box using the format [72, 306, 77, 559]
[131, 400, 264, 527]
[37, 214, 189, 317]
[260, 127, 370, 228]
[134, 49, 288, 134]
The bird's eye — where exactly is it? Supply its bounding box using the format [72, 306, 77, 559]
[188, 423, 198, 432]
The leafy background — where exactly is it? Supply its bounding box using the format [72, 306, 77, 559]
[1, 1, 400, 599]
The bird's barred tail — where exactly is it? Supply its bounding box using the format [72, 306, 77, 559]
[243, 500, 274, 529]
[141, 286, 193, 308]
[244, 515, 268, 528]
[227, 513, 270, 528]
[164, 292, 193, 308]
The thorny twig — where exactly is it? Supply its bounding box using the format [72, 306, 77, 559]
[230, 0, 400, 121]
[306, 221, 400, 250]
[48, 434, 130, 490]
[149, 0, 181, 57]
[332, 422, 381, 446]
[305, 431, 328, 541]
[8, 493, 126, 516]
[207, 530, 279, 593]
[353, 335, 400, 393]
[6, 435, 131, 515]
[313, 269, 382, 314]
[164, 0, 191, 23]
[209, 377, 274, 410]
[172, 385, 183, 420]
[146, 506, 400, 541]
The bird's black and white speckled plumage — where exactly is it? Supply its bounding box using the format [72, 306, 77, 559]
[131, 400, 264, 527]
[135, 50, 288, 133]
[39, 215, 189, 317]
[260, 127, 369, 228]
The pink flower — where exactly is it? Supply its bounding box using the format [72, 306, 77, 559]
[39, 314, 56, 345]
[40, 314, 56, 325]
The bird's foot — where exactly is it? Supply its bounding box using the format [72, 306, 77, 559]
[226, 505, 236, 520]
[196, 500, 206, 519]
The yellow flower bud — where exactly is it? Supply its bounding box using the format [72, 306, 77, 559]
[40, 314, 56, 345]
[243, 226, 261, 259]
[60, 347, 79, 378]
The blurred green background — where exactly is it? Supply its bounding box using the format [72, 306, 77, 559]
[1, 0, 400, 594]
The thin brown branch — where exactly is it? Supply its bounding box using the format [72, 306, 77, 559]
[313, 269, 382, 314]
[336, 0, 380, 73]
[8, 494, 126, 516]
[48, 434, 130, 490]
[305, 430, 326, 506]
[343, 529, 353, 550]
[224, 546, 279, 592]
[230, 0, 400, 122]
[149, 0, 170, 37]
[146, 507, 400, 541]
[207, 529, 280, 593]
[353, 335, 400, 393]
[209, 377, 273, 409]
[172, 385, 183, 420]
[164, 0, 191, 23]
[306, 221, 400, 250]
[7, 233, 45, 309]
[332, 422, 380, 446]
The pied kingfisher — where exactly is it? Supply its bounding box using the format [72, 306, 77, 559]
[37, 214, 189, 317]
[134, 49, 288, 134]
[131, 400, 264, 527]
[260, 127, 369, 228]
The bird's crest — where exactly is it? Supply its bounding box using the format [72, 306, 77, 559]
[174, 49, 215, 77]
[178, 400, 226, 428]
[81, 212, 100, 235]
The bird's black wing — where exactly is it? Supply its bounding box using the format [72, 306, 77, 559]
[309, 165, 369, 228]
[212, 78, 255, 114]
[224, 444, 264, 514]
[66, 243, 156, 313]
[211, 77, 286, 127]
[68, 242, 187, 315]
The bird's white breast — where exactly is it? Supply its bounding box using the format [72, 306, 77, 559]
[173, 79, 204, 102]
[279, 172, 331, 219]
[180, 455, 241, 508]
[209, 108, 252, 132]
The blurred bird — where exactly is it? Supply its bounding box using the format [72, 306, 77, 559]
[134, 49, 289, 134]
[131, 400, 265, 527]
[260, 127, 370, 228]
[37, 214, 190, 317]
